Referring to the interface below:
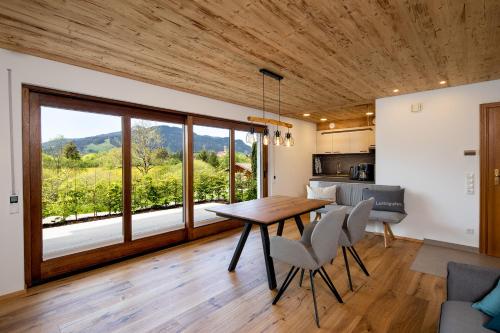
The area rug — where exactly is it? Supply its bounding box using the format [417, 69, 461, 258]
[410, 244, 500, 277]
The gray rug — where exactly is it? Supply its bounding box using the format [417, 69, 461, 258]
[410, 244, 500, 277]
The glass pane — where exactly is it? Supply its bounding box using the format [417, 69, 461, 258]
[234, 130, 261, 202]
[131, 119, 184, 239]
[193, 125, 230, 227]
[41, 107, 123, 259]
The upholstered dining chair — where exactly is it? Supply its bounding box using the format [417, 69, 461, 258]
[339, 197, 375, 291]
[270, 208, 346, 327]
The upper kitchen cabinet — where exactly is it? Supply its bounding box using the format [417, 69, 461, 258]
[331, 131, 351, 153]
[316, 127, 375, 154]
[316, 131, 333, 153]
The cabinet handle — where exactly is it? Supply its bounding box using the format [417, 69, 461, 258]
[359, 150, 368, 153]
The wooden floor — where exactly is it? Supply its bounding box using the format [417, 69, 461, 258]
[0, 217, 445, 333]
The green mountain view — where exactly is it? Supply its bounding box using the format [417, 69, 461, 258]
[42, 125, 252, 155]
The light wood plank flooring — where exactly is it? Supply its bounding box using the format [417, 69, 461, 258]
[0, 217, 445, 332]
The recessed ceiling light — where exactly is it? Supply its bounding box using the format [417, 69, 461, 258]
[320, 118, 327, 121]
[393, 89, 399, 93]
[303, 113, 310, 117]
[366, 112, 374, 116]
[439, 80, 447, 85]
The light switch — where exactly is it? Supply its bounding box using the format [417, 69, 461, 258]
[465, 173, 474, 194]
[411, 103, 423, 112]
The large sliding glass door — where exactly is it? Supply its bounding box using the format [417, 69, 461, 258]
[24, 86, 267, 285]
[41, 107, 124, 259]
[131, 119, 184, 239]
[193, 125, 230, 227]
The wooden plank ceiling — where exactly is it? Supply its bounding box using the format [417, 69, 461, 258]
[1, 1, 499, 123]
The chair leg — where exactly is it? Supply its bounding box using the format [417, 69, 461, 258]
[387, 223, 396, 240]
[383, 222, 392, 248]
[342, 246, 353, 291]
[309, 270, 320, 328]
[347, 246, 369, 277]
[273, 266, 300, 305]
[318, 267, 343, 303]
[299, 268, 305, 287]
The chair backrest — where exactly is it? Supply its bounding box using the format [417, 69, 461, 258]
[345, 197, 375, 244]
[310, 207, 346, 266]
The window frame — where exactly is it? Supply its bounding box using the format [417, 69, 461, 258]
[22, 85, 268, 285]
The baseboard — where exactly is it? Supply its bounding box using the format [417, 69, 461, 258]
[368, 231, 423, 244]
[0, 289, 26, 302]
[423, 238, 479, 253]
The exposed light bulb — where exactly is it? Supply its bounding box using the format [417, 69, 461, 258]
[262, 127, 269, 146]
[245, 128, 257, 144]
[284, 132, 294, 147]
[273, 129, 284, 146]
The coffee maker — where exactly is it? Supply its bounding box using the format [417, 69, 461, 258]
[358, 163, 375, 181]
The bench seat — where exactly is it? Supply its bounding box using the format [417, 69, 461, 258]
[309, 181, 407, 247]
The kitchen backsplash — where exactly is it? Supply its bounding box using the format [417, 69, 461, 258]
[312, 153, 375, 175]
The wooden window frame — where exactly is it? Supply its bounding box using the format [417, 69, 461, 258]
[22, 85, 268, 286]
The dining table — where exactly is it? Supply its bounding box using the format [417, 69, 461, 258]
[206, 195, 332, 289]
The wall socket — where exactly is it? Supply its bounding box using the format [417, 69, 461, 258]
[466, 228, 474, 235]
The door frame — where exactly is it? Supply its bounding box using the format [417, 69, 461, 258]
[22, 85, 268, 286]
[479, 101, 500, 255]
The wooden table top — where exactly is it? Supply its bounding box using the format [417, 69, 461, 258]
[205, 195, 332, 224]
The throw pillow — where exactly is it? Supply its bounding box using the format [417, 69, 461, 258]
[484, 314, 500, 332]
[473, 280, 500, 317]
[306, 185, 336, 203]
[362, 188, 406, 214]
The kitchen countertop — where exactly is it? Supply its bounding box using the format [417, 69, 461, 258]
[310, 176, 375, 184]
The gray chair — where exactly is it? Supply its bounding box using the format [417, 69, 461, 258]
[339, 197, 375, 291]
[270, 208, 346, 327]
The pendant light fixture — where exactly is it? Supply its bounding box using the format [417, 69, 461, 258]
[247, 69, 294, 147]
[284, 128, 294, 147]
[261, 71, 270, 145]
[273, 79, 284, 146]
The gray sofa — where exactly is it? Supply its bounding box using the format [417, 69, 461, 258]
[440, 262, 500, 333]
[310, 181, 407, 247]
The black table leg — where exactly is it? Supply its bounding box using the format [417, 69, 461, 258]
[294, 215, 304, 235]
[276, 220, 285, 236]
[228, 222, 252, 272]
[259, 224, 277, 289]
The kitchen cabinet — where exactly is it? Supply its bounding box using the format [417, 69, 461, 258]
[349, 130, 370, 153]
[316, 127, 375, 154]
[316, 131, 333, 153]
[331, 131, 350, 153]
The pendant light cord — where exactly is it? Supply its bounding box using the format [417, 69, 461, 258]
[277, 80, 281, 129]
[262, 72, 265, 118]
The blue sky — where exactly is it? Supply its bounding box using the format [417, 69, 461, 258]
[41, 106, 249, 145]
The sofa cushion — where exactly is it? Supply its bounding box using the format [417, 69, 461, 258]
[362, 188, 406, 213]
[439, 301, 491, 333]
[484, 314, 500, 332]
[306, 184, 336, 202]
[369, 210, 407, 224]
[315, 205, 406, 224]
[473, 280, 500, 317]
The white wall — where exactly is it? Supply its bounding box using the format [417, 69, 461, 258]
[0, 48, 316, 296]
[376, 79, 500, 247]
